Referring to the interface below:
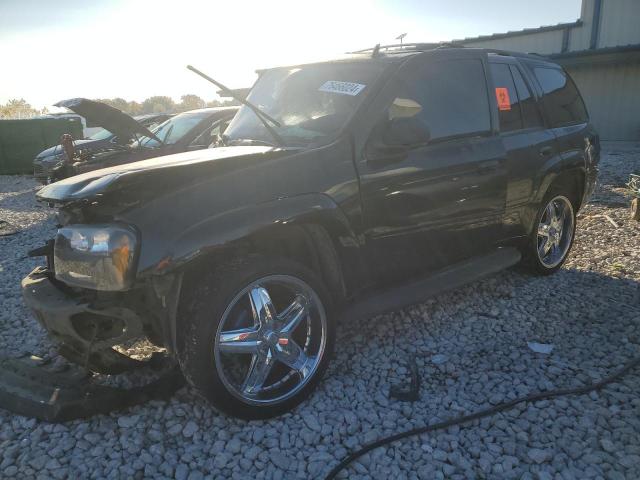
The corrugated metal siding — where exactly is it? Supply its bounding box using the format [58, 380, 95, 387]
[461, 30, 565, 54]
[458, 0, 640, 54]
[569, 0, 595, 51]
[568, 61, 640, 140]
[598, 0, 640, 48]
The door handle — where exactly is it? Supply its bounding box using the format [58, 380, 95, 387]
[539, 146, 553, 157]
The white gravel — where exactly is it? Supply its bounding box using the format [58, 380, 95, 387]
[0, 142, 639, 479]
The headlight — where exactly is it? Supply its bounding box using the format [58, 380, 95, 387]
[54, 224, 139, 291]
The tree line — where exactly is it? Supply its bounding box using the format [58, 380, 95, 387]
[0, 95, 238, 119]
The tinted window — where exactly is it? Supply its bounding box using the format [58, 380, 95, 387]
[532, 67, 588, 126]
[510, 65, 544, 129]
[490, 63, 522, 133]
[389, 59, 491, 141]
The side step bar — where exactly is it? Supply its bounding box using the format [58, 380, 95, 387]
[341, 247, 521, 321]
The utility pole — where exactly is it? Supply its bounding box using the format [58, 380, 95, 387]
[396, 33, 407, 47]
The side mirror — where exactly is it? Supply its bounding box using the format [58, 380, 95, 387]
[382, 117, 431, 147]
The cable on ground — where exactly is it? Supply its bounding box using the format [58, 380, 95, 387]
[323, 355, 640, 479]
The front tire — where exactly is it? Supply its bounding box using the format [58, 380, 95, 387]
[177, 256, 334, 419]
[523, 192, 576, 275]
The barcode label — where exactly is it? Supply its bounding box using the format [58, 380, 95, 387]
[319, 81, 366, 96]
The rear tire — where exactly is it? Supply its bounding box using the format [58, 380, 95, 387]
[522, 190, 576, 275]
[176, 255, 334, 419]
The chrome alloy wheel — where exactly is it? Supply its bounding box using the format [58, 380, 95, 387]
[214, 275, 327, 405]
[536, 195, 575, 268]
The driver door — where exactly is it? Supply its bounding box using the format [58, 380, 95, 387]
[357, 55, 507, 282]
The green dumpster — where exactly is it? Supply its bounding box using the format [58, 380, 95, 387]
[0, 117, 83, 175]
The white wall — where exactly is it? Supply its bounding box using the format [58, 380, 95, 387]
[568, 61, 640, 140]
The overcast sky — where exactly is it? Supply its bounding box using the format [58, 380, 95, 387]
[1, 0, 582, 109]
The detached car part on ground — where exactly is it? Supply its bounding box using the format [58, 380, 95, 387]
[37, 98, 238, 182]
[22, 46, 599, 419]
[33, 111, 172, 184]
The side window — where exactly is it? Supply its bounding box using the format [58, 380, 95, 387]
[531, 67, 588, 127]
[489, 63, 522, 133]
[190, 120, 226, 147]
[389, 59, 491, 141]
[509, 65, 544, 129]
[190, 126, 213, 147]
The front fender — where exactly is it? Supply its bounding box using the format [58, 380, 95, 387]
[139, 193, 365, 293]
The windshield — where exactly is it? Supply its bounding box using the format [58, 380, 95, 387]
[224, 61, 386, 148]
[134, 111, 211, 148]
[87, 128, 114, 141]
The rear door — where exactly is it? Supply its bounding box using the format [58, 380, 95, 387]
[522, 61, 597, 201]
[488, 57, 557, 238]
[357, 53, 508, 282]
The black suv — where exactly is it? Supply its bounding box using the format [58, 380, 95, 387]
[23, 46, 598, 419]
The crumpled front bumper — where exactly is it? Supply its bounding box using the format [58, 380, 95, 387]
[21, 267, 145, 371]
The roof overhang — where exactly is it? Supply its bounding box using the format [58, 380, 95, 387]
[549, 44, 640, 67]
[454, 20, 582, 45]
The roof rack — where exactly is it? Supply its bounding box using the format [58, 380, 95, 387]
[348, 42, 463, 55]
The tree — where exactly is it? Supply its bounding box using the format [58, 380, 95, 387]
[127, 101, 142, 116]
[94, 97, 129, 112]
[0, 98, 42, 119]
[206, 98, 240, 108]
[141, 96, 175, 114]
[178, 94, 205, 112]
[206, 99, 224, 108]
[93, 98, 143, 116]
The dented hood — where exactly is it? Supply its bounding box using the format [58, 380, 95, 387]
[55, 98, 161, 142]
[36, 146, 281, 203]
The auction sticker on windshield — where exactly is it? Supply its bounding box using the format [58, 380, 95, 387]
[319, 81, 366, 96]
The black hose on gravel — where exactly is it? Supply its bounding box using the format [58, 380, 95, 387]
[323, 355, 640, 480]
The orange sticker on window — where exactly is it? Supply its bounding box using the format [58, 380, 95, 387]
[495, 87, 511, 111]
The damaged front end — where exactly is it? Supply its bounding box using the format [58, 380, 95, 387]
[22, 216, 183, 374]
[23, 265, 150, 374]
[4, 262, 184, 421]
[0, 193, 185, 421]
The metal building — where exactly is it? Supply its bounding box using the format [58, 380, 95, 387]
[453, 0, 640, 140]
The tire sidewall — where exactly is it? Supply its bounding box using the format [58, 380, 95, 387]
[177, 255, 335, 420]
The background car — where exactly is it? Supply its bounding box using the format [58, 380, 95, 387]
[32, 112, 171, 183]
[50, 105, 238, 180]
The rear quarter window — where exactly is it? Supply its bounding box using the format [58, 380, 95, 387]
[531, 66, 588, 127]
[509, 65, 544, 129]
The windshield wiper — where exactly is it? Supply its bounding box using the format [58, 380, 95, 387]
[187, 65, 286, 148]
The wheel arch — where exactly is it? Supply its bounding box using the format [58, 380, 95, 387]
[150, 193, 365, 305]
[526, 166, 585, 236]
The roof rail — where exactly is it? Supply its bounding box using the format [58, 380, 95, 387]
[348, 42, 463, 54]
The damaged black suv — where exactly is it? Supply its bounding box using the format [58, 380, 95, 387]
[23, 45, 599, 419]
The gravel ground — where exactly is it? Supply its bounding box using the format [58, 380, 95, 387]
[0, 142, 639, 480]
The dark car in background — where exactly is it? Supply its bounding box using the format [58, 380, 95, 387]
[39, 98, 238, 181]
[64, 106, 238, 178]
[33, 113, 171, 183]
[24, 46, 598, 419]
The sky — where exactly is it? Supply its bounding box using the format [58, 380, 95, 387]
[0, 0, 582, 110]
